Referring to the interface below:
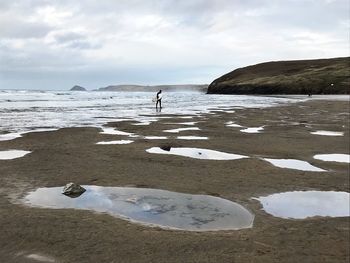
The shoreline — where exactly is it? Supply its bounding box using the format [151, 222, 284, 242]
[0, 99, 349, 262]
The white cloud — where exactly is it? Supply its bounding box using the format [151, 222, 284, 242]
[0, 0, 349, 89]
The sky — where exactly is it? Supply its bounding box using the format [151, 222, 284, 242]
[0, 0, 349, 90]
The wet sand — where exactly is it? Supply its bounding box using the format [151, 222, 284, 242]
[0, 99, 349, 263]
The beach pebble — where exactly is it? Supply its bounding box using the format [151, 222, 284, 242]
[62, 183, 86, 197]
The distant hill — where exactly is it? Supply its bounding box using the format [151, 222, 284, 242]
[70, 85, 86, 91]
[207, 57, 350, 94]
[96, 84, 207, 92]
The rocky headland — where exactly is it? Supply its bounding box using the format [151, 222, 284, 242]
[207, 57, 349, 94]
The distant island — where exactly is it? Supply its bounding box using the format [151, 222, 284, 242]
[70, 85, 86, 91]
[207, 57, 349, 94]
[96, 84, 207, 92]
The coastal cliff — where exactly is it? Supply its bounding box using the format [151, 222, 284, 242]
[207, 57, 350, 94]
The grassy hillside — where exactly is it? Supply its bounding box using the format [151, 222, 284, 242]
[207, 57, 350, 94]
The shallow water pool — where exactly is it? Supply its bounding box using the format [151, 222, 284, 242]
[146, 147, 248, 160]
[254, 191, 350, 219]
[23, 186, 254, 231]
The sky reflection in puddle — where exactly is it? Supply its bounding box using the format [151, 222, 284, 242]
[0, 128, 58, 141]
[310, 131, 344, 136]
[163, 127, 200, 133]
[240, 127, 264, 133]
[100, 127, 137, 137]
[144, 136, 168, 140]
[146, 147, 248, 160]
[225, 121, 243, 128]
[313, 154, 350, 163]
[23, 186, 254, 231]
[263, 158, 326, 172]
[96, 140, 133, 145]
[176, 136, 208, 140]
[0, 150, 31, 160]
[254, 191, 350, 219]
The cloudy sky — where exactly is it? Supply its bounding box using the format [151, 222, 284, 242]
[0, 0, 349, 90]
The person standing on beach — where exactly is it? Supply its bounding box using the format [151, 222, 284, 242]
[156, 90, 162, 110]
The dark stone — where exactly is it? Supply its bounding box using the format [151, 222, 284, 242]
[62, 183, 86, 198]
[160, 145, 172, 151]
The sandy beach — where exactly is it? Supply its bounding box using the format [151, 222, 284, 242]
[0, 99, 349, 263]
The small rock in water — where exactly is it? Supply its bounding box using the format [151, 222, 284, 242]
[160, 145, 172, 151]
[62, 183, 86, 198]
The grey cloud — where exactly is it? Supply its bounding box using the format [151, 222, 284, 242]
[0, 16, 53, 39]
[0, 0, 349, 90]
[54, 32, 85, 43]
[67, 40, 102, 50]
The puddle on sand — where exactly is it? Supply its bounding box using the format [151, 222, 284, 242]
[0, 128, 58, 141]
[146, 147, 248, 160]
[166, 121, 198, 126]
[0, 150, 31, 160]
[144, 136, 168, 140]
[263, 158, 326, 172]
[240, 126, 264, 133]
[310, 131, 344, 136]
[314, 154, 350, 163]
[26, 253, 56, 262]
[23, 186, 254, 231]
[100, 127, 136, 137]
[225, 121, 243, 128]
[163, 127, 200, 133]
[0, 132, 22, 141]
[177, 136, 208, 140]
[96, 140, 133, 145]
[254, 191, 350, 219]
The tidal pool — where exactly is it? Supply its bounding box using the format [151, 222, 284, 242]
[0, 150, 31, 160]
[96, 140, 133, 145]
[263, 158, 326, 172]
[225, 121, 243, 128]
[100, 127, 136, 137]
[313, 154, 350, 163]
[146, 147, 248, 160]
[166, 122, 197, 126]
[310, 131, 344, 136]
[144, 136, 168, 140]
[254, 191, 350, 219]
[240, 126, 264, 133]
[163, 127, 200, 133]
[23, 186, 254, 231]
[0, 128, 58, 141]
[177, 136, 208, 140]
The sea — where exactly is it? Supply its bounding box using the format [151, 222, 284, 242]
[0, 89, 346, 137]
